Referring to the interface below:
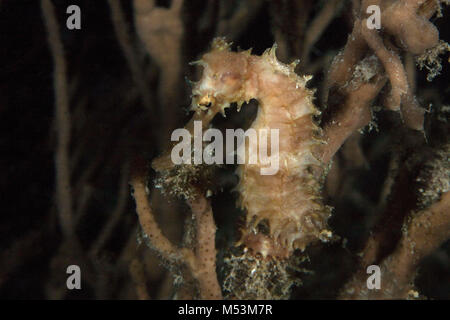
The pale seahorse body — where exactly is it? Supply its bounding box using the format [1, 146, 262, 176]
[190, 39, 332, 256]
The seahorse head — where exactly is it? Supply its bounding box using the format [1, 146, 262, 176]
[192, 39, 250, 110]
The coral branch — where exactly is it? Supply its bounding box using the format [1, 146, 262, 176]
[321, 69, 387, 164]
[188, 195, 222, 299]
[89, 162, 130, 258]
[217, 0, 264, 41]
[321, 0, 445, 164]
[133, 0, 184, 145]
[130, 163, 181, 263]
[340, 191, 450, 299]
[301, 0, 344, 66]
[129, 258, 151, 300]
[361, 20, 424, 130]
[391, 191, 450, 278]
[41, 0, 74, 239]
[107, 0, 152, 110]
[131, 157, 222, 299]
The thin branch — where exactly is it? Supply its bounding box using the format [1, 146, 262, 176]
[107, 0, 152, 110]
[216, 0, 264, 41]
[361, 22, 425, 130]
[340, 191, 450, 299]
[41, 0, 74, 239]
[89, 162, 130, 257]
[130, 163, 181, 263]
[129, 258, 151, 300]
[301, 0, 343, 67]
[321, 75, 387, 164]
[390, 191, 450, 284]
[188, 195, 223, 300]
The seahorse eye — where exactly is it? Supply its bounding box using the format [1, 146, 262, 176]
[198, 94, 215, 109]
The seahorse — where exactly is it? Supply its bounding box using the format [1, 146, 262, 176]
[154, 38, 332, 258]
